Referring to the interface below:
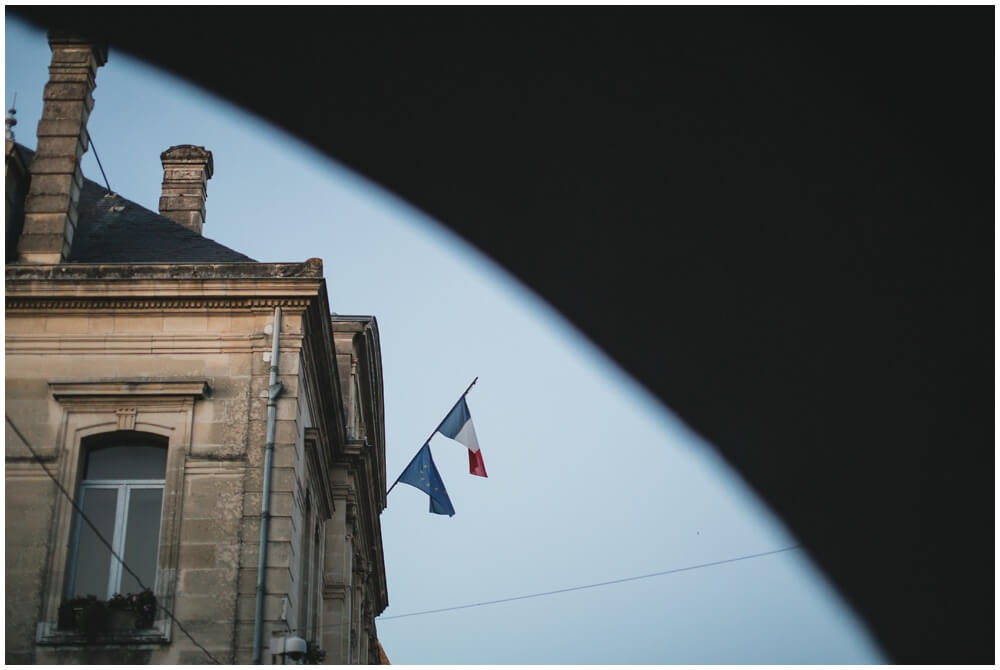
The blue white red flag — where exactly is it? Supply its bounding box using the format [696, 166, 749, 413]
[437, 397, 487, 477]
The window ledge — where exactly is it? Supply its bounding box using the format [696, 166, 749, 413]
[36, 621, 170, 647]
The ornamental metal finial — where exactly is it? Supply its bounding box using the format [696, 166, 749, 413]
[5, 93, 17, 141]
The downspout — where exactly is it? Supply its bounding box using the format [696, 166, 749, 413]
[253, 306, 283, 663]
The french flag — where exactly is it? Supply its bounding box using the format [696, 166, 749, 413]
[438, 397, 487, 477]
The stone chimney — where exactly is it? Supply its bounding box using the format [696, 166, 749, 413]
[159, 145, 213, 234]
[17, 33, 107, 264]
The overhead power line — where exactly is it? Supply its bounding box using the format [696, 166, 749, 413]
[86, 130, 113, 195]
[5, 415, 221, 664]
[378, 544, 803, 621]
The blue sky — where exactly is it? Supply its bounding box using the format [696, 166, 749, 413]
[5, 16, 885, 664]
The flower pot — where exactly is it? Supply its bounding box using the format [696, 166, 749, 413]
[108, 608, 136, 631]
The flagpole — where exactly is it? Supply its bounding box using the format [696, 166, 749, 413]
[386, 376, 478, 496]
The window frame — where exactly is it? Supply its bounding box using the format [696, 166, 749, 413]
[67, 476, 166, 601]
[35, 380, 208, 646]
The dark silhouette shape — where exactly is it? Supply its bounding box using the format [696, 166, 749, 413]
[9, 8, 991, 662]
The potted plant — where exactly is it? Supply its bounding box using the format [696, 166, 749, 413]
[107, 593, 136, 631]
[56, 589, 157, 637]
[130, 589, 158, 629]
[57, 595, 109, 639]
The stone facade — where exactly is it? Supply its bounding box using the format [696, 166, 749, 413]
[5, 33, 387, 665]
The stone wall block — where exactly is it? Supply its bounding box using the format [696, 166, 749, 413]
[248, 396, 266, 420]
[242, 463, 266, 493]
[173, 591, 237, 623]
[268, 466, 296, 493]
[43, 315, 89, 333]
[277, 375, 299, 398]
[233, 622, 257, 655]
[276, 399, 298, 421]
[162, 313, 208, 333]
[179, 517, 239, 544]
[176, 645, 230, 665]
[278, 351, 300, 375]
[86, 315, 115, 333]
[24, 194, 77, 215]
[228, 353, 253, 378]
[111, 314, 164, 333]
[181, 568, 228, 594]
[49, 44, 102, 65]
[179, 543, 217, 569]
[15, 232, 66, 257]
[269, 492, 294, 517]
[251, 353, 271, 377]
[42, 81, 94, 102]
[27, 168, 82, 196]
[184, 476, 243, 521]
[237, 567, 259, 595]
[162, 166, 208, 182]
[267, 438, 296, 464]
[237, 563, 291, 596]
[268, 517, 293, 542]
[38, 118, 89, 142]
[38, 647, 152, 665]
[228, 314, 259, 335]
[237, 540, 293, 569]
[265, 541, 292, 568]
[36, 135, 88, 158]
[26, 154, 80, 175]
[159, 194, 206, 212]
[13, 209, 66, 231]
[236, 592, 287, 621]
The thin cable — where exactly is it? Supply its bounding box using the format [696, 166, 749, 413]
[378, 544, 803, 621]
[86, 130, 113, 195]
[5, 415, 221, 664]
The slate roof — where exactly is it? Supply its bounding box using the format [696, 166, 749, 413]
[16, 144, 255, 264]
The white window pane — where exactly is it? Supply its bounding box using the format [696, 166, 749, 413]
[119, 488, 163, 595]
[85, 445, 167, 480]
[72, 488, 117, 599]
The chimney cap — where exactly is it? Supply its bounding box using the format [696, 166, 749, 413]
[47, 31, 108, 66]
[160, 145, 214, 178]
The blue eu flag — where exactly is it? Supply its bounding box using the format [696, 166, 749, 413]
[397, 443, 455, 516]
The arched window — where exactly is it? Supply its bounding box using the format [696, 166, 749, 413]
[66, 432, 167, 600]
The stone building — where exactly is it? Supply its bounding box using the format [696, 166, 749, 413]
[5, 34, 388, 664]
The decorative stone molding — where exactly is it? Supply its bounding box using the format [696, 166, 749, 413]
[115, 407, 137, 430]
[5, 259, 324, 282]
[304, 428, 334, 520]
[345, 502, 357, 533]
[50, 380, 210, 399]
[35, 378, 207, 647]
[322, 583, 349, 601]
[342, 437, 367, 460]
[6, 297, 313, 312]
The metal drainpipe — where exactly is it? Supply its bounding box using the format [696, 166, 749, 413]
[253, 306, 283, 663]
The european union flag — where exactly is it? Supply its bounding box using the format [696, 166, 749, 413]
[397, 443, 455, 516]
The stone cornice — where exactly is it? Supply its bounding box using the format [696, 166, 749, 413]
[6, 296, 314, 312]
[5, 259, 323, 281]
[6, 262, 327, 311]
[50, 379, 210, 399]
